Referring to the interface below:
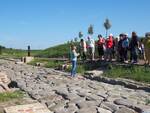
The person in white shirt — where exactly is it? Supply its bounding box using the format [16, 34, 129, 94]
[87, 36, 95, 61]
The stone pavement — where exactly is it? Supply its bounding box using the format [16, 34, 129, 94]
[0, 59, 149, 113]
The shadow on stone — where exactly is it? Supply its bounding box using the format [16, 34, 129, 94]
[8, 81, 18, 88]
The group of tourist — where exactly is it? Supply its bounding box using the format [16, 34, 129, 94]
[70, 31, 148, 77]
[78, 31, 144, 63]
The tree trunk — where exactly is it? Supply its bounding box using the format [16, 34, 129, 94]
[106, 30, 108, 38]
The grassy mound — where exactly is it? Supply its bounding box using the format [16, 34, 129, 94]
[35, 43, 71, 58]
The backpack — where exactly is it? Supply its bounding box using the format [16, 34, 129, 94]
[122, 38, 129, 48]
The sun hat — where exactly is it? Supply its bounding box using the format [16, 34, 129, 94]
[109, 34, 113, 36]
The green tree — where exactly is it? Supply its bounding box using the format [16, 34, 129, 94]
[74, 37, 78, 42]
[71, 39, 74, 43]
[79, 31, 83, 39]
[88, 24, 94, 35]
[104, 18, 111, 38]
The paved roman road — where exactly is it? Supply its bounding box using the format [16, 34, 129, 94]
[0, 59, 149, 113]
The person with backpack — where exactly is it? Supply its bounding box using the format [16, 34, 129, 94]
[122, 33, 129, 63]
[97, 34, 105, 60]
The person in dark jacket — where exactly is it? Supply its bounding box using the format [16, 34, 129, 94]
[118, 34, 124, 62]
[129, 32, 139, 63]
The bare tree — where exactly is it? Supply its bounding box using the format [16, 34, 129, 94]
[104, 18, 111, 38]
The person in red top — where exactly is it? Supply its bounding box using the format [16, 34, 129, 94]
[105, 34, 114, 61]
[97, 34, 105, 60]
[107, 35, 113, 48]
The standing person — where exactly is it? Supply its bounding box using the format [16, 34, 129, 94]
[87, 36, 95, 61]
[122, 34, 129, 63]
[80, 39, 87, 61]
[138, 38, 145, 59]
[105, 34, 114, 61]
[70, 45, 80, 77]
[97, 35, 105, 60]
[143, 32, 150, 65]
[118, 34, 124, 62]
[112, 37, 116, 59]
[114, 37, 119, 61]
[129, 32, 139, 63]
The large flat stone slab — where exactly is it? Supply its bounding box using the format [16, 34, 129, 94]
[4, 103, 52, 113]
[0, 72, 11, 92]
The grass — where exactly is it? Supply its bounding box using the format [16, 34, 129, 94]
[0, 90, 24, 102]
[28, 58, 64, 68]
[45, 60, 64, 68]
[145, 99, 150, 105]
[28, 58, 49, 65]
[103, 64, 150, 83]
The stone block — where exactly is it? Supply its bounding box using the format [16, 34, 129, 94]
[0, 72, 11, 92]
[4, 102, 53, 113]
[21, 56, 34, 63]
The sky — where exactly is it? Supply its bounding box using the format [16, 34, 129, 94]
[0, 0, 150, 49]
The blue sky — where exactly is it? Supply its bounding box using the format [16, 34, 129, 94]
[0, 0, 150, 49]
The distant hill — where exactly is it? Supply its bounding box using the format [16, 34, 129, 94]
[0, 46, 41, 58]
[0, 43, 72, 58]
[35, 43, 72, 58]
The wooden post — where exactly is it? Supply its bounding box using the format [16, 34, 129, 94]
[28, 45, 30, 56]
